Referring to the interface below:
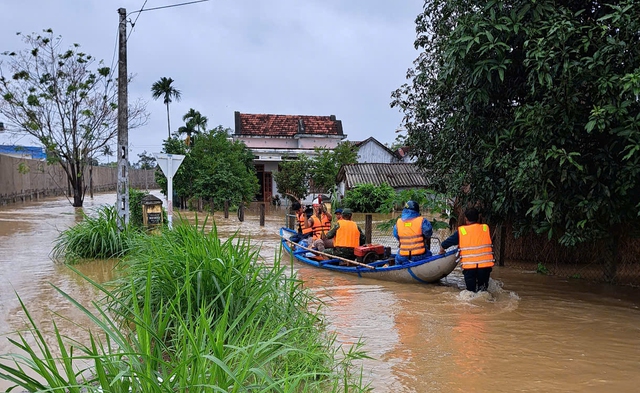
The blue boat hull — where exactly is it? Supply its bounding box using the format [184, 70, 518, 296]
[280, 227, 458, 284]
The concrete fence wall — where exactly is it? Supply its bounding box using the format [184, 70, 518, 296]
[0, 154, 158, 205]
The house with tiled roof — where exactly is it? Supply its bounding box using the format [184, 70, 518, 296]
[233, 111, 346, 203]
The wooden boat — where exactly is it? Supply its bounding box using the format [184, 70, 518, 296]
[280, 227, 458, 284]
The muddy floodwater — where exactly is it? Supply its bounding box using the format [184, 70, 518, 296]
[1, 192, 640, 392]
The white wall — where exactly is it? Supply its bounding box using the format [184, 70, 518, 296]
[357, 141, 395, 163]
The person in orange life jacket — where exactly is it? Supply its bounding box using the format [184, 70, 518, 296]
[289, 202, 312, 244]
[307, 198, 333, 252]
[393, 200, 433, 264]
[324, 208, 366, 260]
[439, 208, 495, 292]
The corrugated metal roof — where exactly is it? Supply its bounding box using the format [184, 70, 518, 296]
[337, 163, 430, 189]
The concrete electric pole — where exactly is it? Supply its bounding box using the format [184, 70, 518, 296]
[116, 7, 130, 229]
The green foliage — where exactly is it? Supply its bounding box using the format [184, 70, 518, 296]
[151, 76, 181, 138]
[273, 156, 312, 202]
[129, 188, 147, 228]
[180, 108, 208, 146]
[392, 0, 640, 247]
[378, 188, 453, 231]
[134, 150, 156, 169]
[0, 30, 148, 207]
[17, 162, 30, 174]
[157, 126, 258, 209]
[52, 205, 138, 263]
[308, 142, 359, 193]
[0, 234, 371, 392]
[537, 263, 549, 275]
[343, 183, 395, 213]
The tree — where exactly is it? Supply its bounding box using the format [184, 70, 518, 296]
[342, 183, 395, 213]
[151, 77, 181, 139]
[392, 1, 640, 276]
[308, 142, 359, 193]
[0, 29, 148, 207]
[273, 157, 312, 202]
[182, 108, 208, 133]
[157, 126, 258, 209]
[136, 150, 156, 170]
[181, 108, 208, 146]
[177, 121, 197, 147]
[102, 145, 114, 165]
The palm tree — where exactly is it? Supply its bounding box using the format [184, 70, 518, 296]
[151, 77, 181, 139]
[177, 121, 197, 147]
[182, 108, 208, 133]
[101, 145, 113, 165]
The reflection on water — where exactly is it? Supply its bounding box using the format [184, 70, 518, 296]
[1, 192, 640, 392]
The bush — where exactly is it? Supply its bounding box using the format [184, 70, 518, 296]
[3, 218, 371, 392]
[51, 205, 138, 263]
[129, 187, 147, 228]
[342, 183, 395, 213]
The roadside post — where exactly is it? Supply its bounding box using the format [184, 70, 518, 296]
[154, 153, 185, 229]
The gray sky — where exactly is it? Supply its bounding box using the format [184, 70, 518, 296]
[0, 0, 422, 162]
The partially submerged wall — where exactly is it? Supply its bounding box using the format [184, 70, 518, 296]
[0, 154, 158, 205]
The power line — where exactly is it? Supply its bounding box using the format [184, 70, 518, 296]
[124, 0, 210, 42]
[128, 0, 209, 16]
[127, 0, 148, 41]
[105, 20, 121, 81]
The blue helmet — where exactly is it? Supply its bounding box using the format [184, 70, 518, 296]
[404, 200, 420, 212]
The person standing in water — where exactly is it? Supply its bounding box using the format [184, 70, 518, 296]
[440, 208, 495, 292]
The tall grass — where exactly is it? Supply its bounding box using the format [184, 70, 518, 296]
[52, 205, 139, 264]
[2, 217, 371, 392]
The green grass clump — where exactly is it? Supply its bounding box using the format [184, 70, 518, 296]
[52, 205, 139, 264]
[3, 217, 371, 392]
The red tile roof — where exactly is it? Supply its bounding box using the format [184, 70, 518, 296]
[234, 112, 343, 137]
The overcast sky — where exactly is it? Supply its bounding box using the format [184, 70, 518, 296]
[0, 0, 423, 162]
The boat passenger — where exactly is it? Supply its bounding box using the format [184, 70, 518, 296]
[334, 208, 343, 223]
[289, 202, 312, 244]
[393, 200, 433, 264]
[439, 208, 494, 292]
[308, 198, 333, 251]
[324, 208, 365, 260]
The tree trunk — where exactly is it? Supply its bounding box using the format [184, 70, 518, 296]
[166, 102, 171, 139]
[67, 161, 85, 207]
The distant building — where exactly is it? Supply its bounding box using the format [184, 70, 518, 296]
[233, 111, 346, 202]
[336, 163, 430, 199]
[395, 146, 416, 163]
[0, 145, 46, 160]
[353, 137, 399, 163]
[350, 137, 416, 164]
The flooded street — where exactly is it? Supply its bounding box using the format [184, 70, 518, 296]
[1, 192, 640, 392]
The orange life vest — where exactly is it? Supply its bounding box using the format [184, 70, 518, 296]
[397, 216, 426, 257]
[457, 223, 495, 269]
[333, 219, 361, 248]
[310, 213, 331, 241]
[297, 212, 312, 235]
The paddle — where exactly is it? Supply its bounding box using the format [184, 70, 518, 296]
[279, 234, 376, 270]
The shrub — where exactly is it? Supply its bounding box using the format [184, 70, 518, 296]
[3, 218, 372, 392]
[51, 205, 138, 263]
[342, 183, 395, 213]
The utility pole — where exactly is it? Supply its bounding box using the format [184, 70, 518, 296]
[116, 7, 129, 229]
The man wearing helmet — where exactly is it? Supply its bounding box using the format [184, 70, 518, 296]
[393, 200, 433, 264]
